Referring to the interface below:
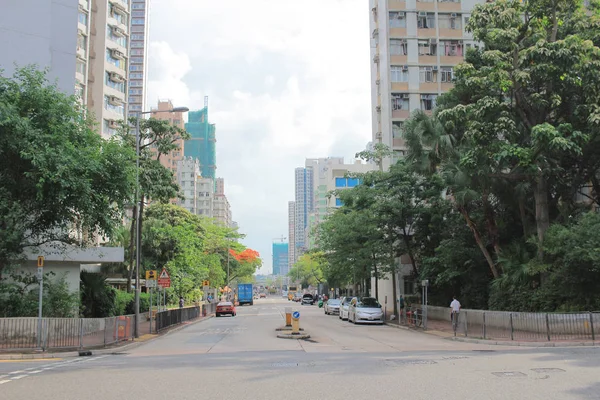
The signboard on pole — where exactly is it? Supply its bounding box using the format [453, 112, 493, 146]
[158, 268, 171, 288]
[146, 270, 157, 280]
[202, 280, 210, 287]
[146, 279, 157, 288]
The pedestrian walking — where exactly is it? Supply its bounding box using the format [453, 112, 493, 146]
[398, 295, 405, 323]
[450, 296, 461, 330]
[179, 296, 184, 308]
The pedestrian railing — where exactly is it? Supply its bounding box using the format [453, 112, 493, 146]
[426, 306, 599, 341]
[0, 315, 138, 351]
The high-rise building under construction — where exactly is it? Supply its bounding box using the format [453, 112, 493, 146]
[184, 97, 216, 180]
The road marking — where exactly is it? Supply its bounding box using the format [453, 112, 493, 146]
[10, 375, 27, 380]
[8, 371, 24, 374]
[0, 380, 11, 385]
[28, 370, 42, 374]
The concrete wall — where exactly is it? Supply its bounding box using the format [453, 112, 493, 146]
[0, 0, 78, 94]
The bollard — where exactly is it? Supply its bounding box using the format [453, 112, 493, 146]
[285, 307, 292, 327]
[292, 310, 300, 334]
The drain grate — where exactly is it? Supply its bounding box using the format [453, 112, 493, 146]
[531, 368, 565, 373]
[385, 359, 437, 366]
[492, 371, 526, 378]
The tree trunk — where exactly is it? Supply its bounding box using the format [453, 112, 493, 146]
[373, 263, 379, 301]
[533, 173, 550, 260]
[519, 196, 529, 238]
[138, 194, 146, 272]
[482, 192, 502, 272]
[459, 206, 500, 279]
[126, 204, 137, 293]
[402, 233, 419, 276]
[391, 266, 398, 319]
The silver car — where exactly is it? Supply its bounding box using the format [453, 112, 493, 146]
[324, 299, 341, 315]
[338, 296, 355, 321]
[348, 297, 384, 324]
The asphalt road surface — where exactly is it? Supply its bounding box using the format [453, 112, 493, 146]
[1, 297, 599, 399]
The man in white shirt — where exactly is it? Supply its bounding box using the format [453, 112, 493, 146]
[450, 296, 461, 326]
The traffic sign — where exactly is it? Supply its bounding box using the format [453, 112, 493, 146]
[292, 311, 300, 319]
[202, 280, 210, 287]
[158, 268, 171, 288]
[146, 270, 157, 280]
[146, 279, 157, 288]
[37, 256, 44, 267]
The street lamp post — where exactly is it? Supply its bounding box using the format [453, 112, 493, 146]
[133, 106, 189, 338]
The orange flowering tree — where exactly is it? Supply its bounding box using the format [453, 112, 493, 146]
[227, 248, 261, 284]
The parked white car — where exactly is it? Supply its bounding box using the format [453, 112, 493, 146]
[324, 299, 341, 315]
[338, 296, 355, 321]
[348, 297, 384, 324]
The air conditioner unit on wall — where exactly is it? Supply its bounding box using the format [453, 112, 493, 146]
[372, 29, 379, 38]
[110, 72, 124, 83]
[111, 49, 125, 60]
[430, 38, 438, 44]
[376, 106, 382, 112]
[418, 11, 428, 17]
[376, 79, 381, 85]
[373, 54, 380, 63]
[398, 12, 406, 17]
[451, 13, 458, 17]
[108, 120, 119, 129]
[376, 132, 383, 139]
[432, 66, 439, 71]
[112, 26, 126, 37]
[402, 65, 409, 70]
[108, 96, 122, 106]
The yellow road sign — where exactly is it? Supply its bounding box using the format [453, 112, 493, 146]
[37, 256, 44, 267]
[202, 280, 210, 286]
[145, 270, 157, 280]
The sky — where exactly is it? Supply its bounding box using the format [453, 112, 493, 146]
[145, 0, 372, 275]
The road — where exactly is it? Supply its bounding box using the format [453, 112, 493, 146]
[1, 297, 599, 399]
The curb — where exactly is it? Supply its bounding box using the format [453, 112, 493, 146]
[383, 321, 598, 348]
[0, 315, 214, 360]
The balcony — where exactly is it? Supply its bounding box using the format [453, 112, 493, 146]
[418, 55, 437, 64]
[390, 55, 408, 64]
[419, 82, 439, 92]
[392, 109, 410, 119]
[388, 0, 407, 10]
[438, 1, 462, 12]
[389, 28, 407, 37]
[417, 28, 437, 38]
[391, 82, 409, 91]
[440, 55, 464, 64]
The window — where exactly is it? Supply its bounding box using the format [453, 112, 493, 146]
[132, 11, 145, 17]
[130, 81, 143, 86]
[392, 121, 404, 138]
[441, 40, 464, 56]
[76, 60, 86, 75]
[389, 12, 406, 28]
[390, 39, 407, 56]
[441, 67, 454, 82]
[418, 40, 437, 56]
[131, 57, 144, 64]
[131, 42, 145, 48]
[392, 94, 409, 110]
[347, 178, 359, 187]
[335, 198, 344, 207]
[420, 94, 437, 110]
[129, 89, 142, 95]
[130, 65, 142, 71]
[391, 66, 409, 82]
[335, 177, 347, 188]
[106, 26, 127, 47]
[438, 14, 462, 30]
[109, 6, 127, 25]
[129, 72, 143, 79]
[105, 49, 126, 70]
[131, 49, 144, 55]
[131, 25, 145, 32]
[78, 11, 88, 26]
[417, 13, 435, 28]
[104, 95, 125, 117]
[103, 119, 117, 136]
[77, 34, 87, 51]
[132, 18, 145, 25]
[132, 3, 144, 9]
[75, 85, 84, 98]
[131, 34, 144, 40]
[104, 72, 125, 93]
[419, 66, 436, 82]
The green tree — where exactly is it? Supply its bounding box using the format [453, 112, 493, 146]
[0, 66, 135, 277]
[118, 117, 190, 291]
[288, 251, 328, 288]
[80, 271, 116, 318]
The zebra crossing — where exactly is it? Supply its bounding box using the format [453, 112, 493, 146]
[0, 356, 107, 386]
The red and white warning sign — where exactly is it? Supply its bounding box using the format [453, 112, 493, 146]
[158, 268, 171, 288]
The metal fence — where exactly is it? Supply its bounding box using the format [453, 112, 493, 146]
[426, 306, 599, 342]
[154, 302, 216, 333]
[0, 315, 140, 351]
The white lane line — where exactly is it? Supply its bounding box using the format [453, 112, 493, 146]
[0, 375, 6, 379]
[24, 368, 34, 371]
[10, 375, 27, 380]
[0, 380, 11, 385]
[8, 371, 24, 375]
[28, 370, 42, 374]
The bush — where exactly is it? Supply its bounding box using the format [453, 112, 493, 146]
[114, 290, 134, 316]
[124, 292, 150, 315]
[80, 271, 116, 318]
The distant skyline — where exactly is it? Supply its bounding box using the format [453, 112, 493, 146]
[145, 0, 371, 274]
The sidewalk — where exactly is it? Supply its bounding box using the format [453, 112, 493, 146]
[384, 318, 598, 347]
[0, 315, 213, 360]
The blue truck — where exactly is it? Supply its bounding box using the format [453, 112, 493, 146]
[237, 283, 254, 306]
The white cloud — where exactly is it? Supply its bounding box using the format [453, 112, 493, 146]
[146, 0, 371, 274]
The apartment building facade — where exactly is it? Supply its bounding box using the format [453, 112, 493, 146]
[288, 201, 296, 268]
[127, 0, 149, 116]
[213, 178, 232, 227]
[150, 99, 186, 174]
[176, 157, 214, 217]
[293, 167, 314, 263]
[1, 0, 79, 95]
[369, 0, 482, 169]
[86, 0, 131, 137]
